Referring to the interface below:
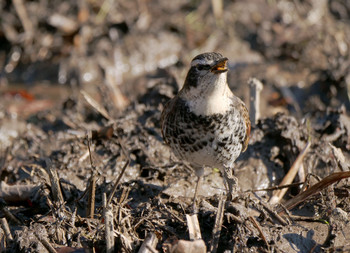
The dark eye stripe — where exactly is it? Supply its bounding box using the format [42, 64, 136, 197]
[197, 64, 210, 71]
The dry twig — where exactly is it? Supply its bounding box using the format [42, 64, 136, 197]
[248, 77, 263, 126]
[45, 158, 64, 204]
[81, 90, 112, 120]
[260, 201, 288, 226]
[0, 199, 21, 225]
[211, 0, 223, 21]
[330, 144, 350, 171]
[48, 14, 78, 35]
[0, 181, 38, 203]
[107, 134, 130, 206]
[34, 231, 57, 253]
[103, 193, 115, 253]
[67, 207, 77, 245]
[278, 171, 350, 214]
[0, 147, 9, 179]
[12, 0, 33, 42]
[104, 61, 130, 111]
[248, 216, 269, 248]
[86, 133, 97, 219]
[209, 198, 225, 253]
[0, 218, 13, 243]
[138, 232, 158, 253]
[269, 141, 311, 204]
[249, 182, 304, 193]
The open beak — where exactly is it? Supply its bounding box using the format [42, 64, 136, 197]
[211, 58, 228, 74]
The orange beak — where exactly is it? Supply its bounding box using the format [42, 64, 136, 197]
[211, 58, 228, 74]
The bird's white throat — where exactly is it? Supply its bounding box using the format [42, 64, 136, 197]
[183, 73, 233, 116]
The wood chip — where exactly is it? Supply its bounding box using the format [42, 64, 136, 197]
[186, 214, 202, 240]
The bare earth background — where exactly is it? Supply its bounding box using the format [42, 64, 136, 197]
[1, 0, 350, 252]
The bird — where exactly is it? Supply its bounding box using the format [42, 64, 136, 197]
[161, 52, 250, 206]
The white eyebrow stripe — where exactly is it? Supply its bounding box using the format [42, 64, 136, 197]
[191, 59, 214, 67]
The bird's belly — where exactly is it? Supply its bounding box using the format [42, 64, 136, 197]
[177, 145, 219, 168]
[171, 130, 243, 170]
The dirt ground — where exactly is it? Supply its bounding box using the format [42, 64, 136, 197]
[1, 0, 350, 252]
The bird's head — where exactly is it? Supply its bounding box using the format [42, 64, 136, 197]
[181, 52, 229, 96]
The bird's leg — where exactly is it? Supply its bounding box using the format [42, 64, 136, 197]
[192, 175, 201, 213]
[192, 167, 204, 213]
[223, 167, 238, 201]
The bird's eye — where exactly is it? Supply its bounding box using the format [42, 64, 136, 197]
[197, 65, 209, 71]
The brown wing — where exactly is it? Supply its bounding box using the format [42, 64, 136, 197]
[160, 97, 177, 145]
[241, 103, 251, 152]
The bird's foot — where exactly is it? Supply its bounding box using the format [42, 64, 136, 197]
[223, 170, 239, 202]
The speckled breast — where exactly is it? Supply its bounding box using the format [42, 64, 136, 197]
[162, 98, 248, 169]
